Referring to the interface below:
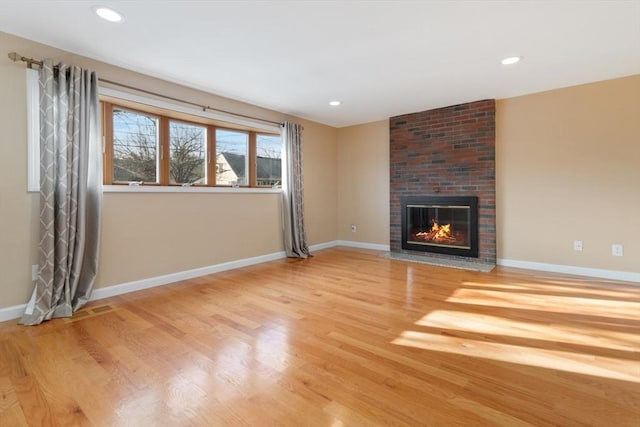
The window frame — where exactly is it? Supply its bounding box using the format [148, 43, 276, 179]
[167, 117, 210, 186]
[255, 133, 284, 187]
[214, 127, 252, 187]
[102, 100, 281, 188]
[104, 103, 163, 185]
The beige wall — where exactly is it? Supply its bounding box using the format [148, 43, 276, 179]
[98, 193, 284, 287]
[298, 119, 338, 246]
[337, 120, 389, 245]
[0, 64, 40, 307]
[497, 75, 640, 272]
[0, 32, 337, 309]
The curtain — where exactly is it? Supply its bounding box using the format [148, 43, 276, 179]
[281, 121, 310, 258]
[20, 60, 102, 325]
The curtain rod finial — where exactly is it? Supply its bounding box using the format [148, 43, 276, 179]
[7, 51, 42, 68]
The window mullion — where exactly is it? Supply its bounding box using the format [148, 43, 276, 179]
[159, 116, 170, 185]
[208, 125, 215, 186]
[249, 132, 257, 187]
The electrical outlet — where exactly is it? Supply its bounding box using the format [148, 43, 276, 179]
[31, 264, 38, 281]
[573, 240, 583, 251]
[612, 244, 624, 257]
[351, 224, 357, 233]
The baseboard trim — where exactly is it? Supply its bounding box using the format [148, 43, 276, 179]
[497, 258, 640, 283]
[1, 242, 349, 323]
[309, 241, 339, 251]
[91, 250, 289, 302]
[0, 250, 288, 323]
[94, 241, 346, 302]
[92, 240, 386, 306]
[0, 304, 29, 323]
[336, 240, 391, 251]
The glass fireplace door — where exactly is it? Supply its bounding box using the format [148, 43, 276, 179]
[401, 196, 478, 258]
[406, 204, 471, 249]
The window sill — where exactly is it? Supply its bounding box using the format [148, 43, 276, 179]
[103, 185, 282, 194]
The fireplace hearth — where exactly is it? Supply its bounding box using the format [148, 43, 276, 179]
[401, 196, 478, 258]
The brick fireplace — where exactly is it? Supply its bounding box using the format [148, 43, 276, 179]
[390, 99, 496, 264]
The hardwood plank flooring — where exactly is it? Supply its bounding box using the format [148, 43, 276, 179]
[1, 247, 639, 426]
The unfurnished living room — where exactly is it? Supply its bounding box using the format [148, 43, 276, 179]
[0, 1, 638, 426]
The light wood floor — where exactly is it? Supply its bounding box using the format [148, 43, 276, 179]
[1, 247, 639, 426]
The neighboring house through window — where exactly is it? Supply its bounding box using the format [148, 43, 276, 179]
[216, 152, 282, 187]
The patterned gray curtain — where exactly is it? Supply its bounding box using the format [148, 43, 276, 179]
[281, 121, 310, 258]
[20, 60, 102, 325]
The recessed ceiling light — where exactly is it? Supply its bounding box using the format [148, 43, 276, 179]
[329, 101, 341, 106]
[501, 56, 522, 65]
[94, 6, 123, 22]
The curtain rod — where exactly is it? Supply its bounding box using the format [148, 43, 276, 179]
[8, 52, 284, 127]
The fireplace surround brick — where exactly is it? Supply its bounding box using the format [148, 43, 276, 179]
[390, 99, 496, 263]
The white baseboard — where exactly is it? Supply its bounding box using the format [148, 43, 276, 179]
[335, 240, 391, 251]
[309, 240, 391, 252]
[0, 250, 287, 323]
[91, 240, 387, 306]
[497, 258, 640, 283]
[309, 241, 339, 251]
[5, 239, 524, 322]
[0, 242, 346, 323]
[91, 250, 289, 301]
[0, 304, 29, 323]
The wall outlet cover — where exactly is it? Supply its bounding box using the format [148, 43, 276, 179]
[612, 244, 624, 257]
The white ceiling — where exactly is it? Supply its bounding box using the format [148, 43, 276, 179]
[1, 1, 638, 127]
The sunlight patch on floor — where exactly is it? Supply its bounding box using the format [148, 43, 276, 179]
[416, 310, 639, 352]
[391, 330, 640, 383]
[446, 288, 640, 319]
[462, 280, 640, 300]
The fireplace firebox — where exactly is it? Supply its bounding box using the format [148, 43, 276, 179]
[401, 196, 478, 258]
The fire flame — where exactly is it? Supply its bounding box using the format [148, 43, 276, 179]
[416, 221, 456, 243]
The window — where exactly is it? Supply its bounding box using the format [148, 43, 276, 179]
[256, 134, 282, 187]
[112, 108, 159, 183]
[169, 121, 207, 185]
[102, 101, 281, 187]
[216, 129, 248, 186]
